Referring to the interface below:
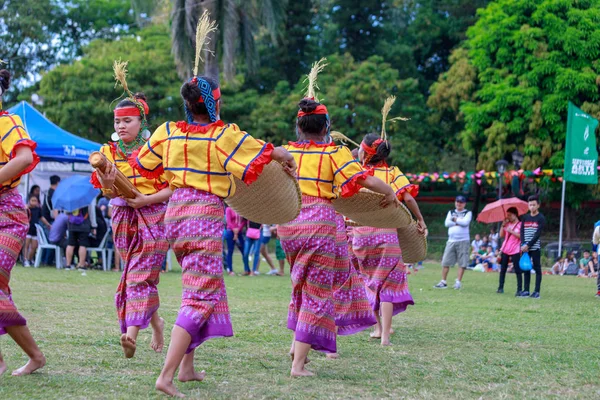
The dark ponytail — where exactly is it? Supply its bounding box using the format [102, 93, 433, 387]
[297, 98, 328, 136]
[0, 69, 11, 92]
[362, 133, 390, 164]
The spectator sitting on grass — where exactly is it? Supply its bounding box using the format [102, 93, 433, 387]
[588, 251, 598, 278]
[481, 236, 490, 253]
[578, 250, 592, 277]
[481, 246, 499, 271]
[563, 252, 579, 276]
[471, 234, 483, 254]
[551, 256, 568, 275]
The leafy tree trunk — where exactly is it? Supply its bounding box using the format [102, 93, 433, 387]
[472, 182, 482, 220]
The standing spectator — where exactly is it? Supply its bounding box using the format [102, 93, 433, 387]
[40, 175, 60, 265]
[260, 224, 278, 275]
[28, 185, 40, 201]
[243, 221, 262, 275]
[471, 234, 483, 254]
[497, 207, 522, 294]
[520, 195, 546, 298]
[22, 196, 41, 267]
[490, 227, 499, 252]
[224, 207, 245, 276]
[434, 195, 472, 290]
[274, 228, 287, 276]
[579, 250, 592, 277]
[65, 202, 97, 270]
[593, 220, 600, 252]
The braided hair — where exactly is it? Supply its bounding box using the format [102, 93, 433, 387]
[181, 76, 220, 123]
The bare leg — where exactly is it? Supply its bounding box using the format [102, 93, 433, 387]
[457, 267, 466, 281]
[150, 313, 165, 353]
[177, 349, 206, 382]
[278, 259, 285, 275]
[120, 326, 140, 358]
[326, 327, 339, 359]
[77, 246, 87, 268]
[380, 302, 393, 346]
[155, 325, 191, 398]
[442, 266, 450, 281]
[0, 350, 6, 377]
[290, 341, 313, 377]
[113, 245, 121, 271]
[5, 325, 46, 376]
[370, 312, 382, 338]
[27, 240, 38, 262]
[289, 336, 310, 364]
[66, 245, 75, 266]
[261, 245, 276, 270]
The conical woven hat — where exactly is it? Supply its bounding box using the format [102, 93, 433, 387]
[226, 161, 301, 224]
[332, 189, 412, 229]
[397, 221, 428, 263]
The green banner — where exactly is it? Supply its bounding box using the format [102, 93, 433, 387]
[564, 102, 599, 184]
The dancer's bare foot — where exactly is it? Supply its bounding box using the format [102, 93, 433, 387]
[151, 317, 165, 353]
[178, 369, 206, 383]
[156, 377, 185, 398]
[381, 339, 392, 346]
[290, 367, 314, 377]
[0, 359, 7, 377]
[120, 334, 137, 358]
[326, 353, 339, 360]
[370, 331, 381, 339]
[11, 354, 46, 376]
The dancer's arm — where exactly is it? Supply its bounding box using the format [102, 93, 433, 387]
[401, 192, 426, 233]
[358, 175, 400, 208]
[0, 146, 33, 183]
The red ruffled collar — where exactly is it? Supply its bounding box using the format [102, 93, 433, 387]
[366, 161, 389, 169]
[176, 120, 225, 134]
[0, 110, 8, 116]
[287, 140, 334, 148]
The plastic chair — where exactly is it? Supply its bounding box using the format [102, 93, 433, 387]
[86, 230, 113, 271]
[34, 223, 63, 269]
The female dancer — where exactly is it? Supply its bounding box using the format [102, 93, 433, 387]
[92, 62, 171, 358]
[278, 61, 400, 376]
[0, 68, 46, 376]
[353, 117, 426, 346]
[134, 12, 296, 397]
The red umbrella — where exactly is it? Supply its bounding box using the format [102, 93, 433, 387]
[476, 198, 529, 224]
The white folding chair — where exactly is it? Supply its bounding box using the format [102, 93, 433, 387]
[86, 230, 113, 271]
[34, 224, 63, 269]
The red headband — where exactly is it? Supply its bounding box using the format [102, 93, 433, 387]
[360, 139, 383, 155]
[297, 104, 328, 118]
[114, 99, 150, 117]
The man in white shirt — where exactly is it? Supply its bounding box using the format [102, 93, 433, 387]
[434, 195, 473, 290]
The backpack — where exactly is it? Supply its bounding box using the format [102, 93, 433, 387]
[68, 209, 87, 225]
[564, 262, 579, 276]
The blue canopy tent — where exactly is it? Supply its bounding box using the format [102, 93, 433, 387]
[7, 101, 101, 163]
[7, 101, 102, 198]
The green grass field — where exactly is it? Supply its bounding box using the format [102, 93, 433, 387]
[1, 262, 599, 399]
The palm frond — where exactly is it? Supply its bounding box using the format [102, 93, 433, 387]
[381, 96, 409, 140]
[112, 59, 132, 97]
[193, 10, 218, 77]
[330, 131, 360, 148]
[304, 58, 328, 101]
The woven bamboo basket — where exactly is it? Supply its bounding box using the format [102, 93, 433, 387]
[332, 190, 412, 229]
[226, 161, 301, 224]
[397, 221, 428, 263]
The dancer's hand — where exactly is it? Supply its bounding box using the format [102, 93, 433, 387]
[97, 162, 116, 190]
[380, 192, 400, 208]
[272, 147, 297, 178]
[125, 191, 148, 209]
[417, 219, 428, 235]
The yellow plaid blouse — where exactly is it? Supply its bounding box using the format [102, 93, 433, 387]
[284, 141, 371, 199]
[134, 121, 273, 198]
[91, 142, 168, 195]
[0, 113, 39, 191]
[368, 163, 419, 198]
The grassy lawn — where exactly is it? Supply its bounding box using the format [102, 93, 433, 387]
[1, 262, 599, 399]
